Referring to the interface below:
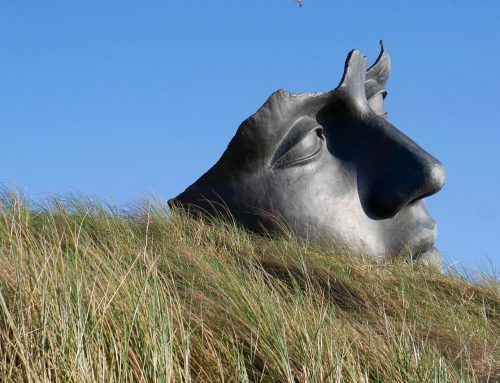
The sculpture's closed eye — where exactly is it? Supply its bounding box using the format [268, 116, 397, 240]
[272, 125, 324, 169]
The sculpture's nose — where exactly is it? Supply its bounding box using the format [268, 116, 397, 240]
[364, 120, 446, 219]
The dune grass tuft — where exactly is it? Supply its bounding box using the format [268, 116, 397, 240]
[0, 191, 498, 382]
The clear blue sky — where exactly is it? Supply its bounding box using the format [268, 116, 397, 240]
[1, 1, 499, 270]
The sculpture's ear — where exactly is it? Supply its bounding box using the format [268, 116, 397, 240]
[365, 41, 391, 99]
[338, 49, 368, 102]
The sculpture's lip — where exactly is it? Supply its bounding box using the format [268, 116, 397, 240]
[408, 222, 437, 255]
[413, 246, 442, 267]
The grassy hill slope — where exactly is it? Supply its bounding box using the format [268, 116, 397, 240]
[0, 193, 498, 382]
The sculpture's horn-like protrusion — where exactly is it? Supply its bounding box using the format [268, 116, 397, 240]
[338, 49, 369, 105]
[366, 41, 391, 89]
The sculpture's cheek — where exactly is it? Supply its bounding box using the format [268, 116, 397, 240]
[256, 155, 374, 250]
[244, 154, 435, 259]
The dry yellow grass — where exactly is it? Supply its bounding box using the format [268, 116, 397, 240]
[0, 192, 498, 382]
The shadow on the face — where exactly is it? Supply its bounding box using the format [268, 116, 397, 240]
[317, 99, 445, 221]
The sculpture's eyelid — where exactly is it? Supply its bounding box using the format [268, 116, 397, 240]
[273, 119, 323, 161]
[369, 89, 388, 100]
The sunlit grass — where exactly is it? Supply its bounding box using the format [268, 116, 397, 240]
[0, 191, 498, 382]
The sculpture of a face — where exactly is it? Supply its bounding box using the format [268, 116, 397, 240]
[170, 42, 446, 266]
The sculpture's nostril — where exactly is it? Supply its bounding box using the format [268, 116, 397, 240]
[367, 156, 446, 219]
[407, 161, 446, 206]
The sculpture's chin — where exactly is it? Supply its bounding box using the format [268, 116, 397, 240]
[413, 246, 443, 268]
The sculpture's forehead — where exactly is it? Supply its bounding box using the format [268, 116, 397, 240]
[239, 90, 332, 149]
[208, 89, 334, 179]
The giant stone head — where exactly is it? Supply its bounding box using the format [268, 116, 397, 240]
[170, 42, 446, 267]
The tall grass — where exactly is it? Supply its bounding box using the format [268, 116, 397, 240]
[0, 191, 498, 382]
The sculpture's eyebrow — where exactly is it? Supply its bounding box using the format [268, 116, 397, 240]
[272, 116, 320, 163]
